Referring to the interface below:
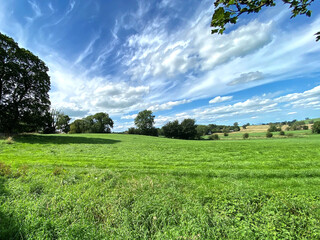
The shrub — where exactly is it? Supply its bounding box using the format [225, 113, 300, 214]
[266, 132, 273, 138]
[303, 125, 309, 130]
[224, 132, 229, 137]
[209, 134, 220, 140]
[312, 121, 320, 134]
[279, 131, 285, 136]
[243, 133, 249, 139]
[268, 124, 281, 132]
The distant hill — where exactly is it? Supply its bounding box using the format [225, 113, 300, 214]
[238, 117, 320, 133]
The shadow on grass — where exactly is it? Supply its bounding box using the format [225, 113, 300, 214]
[0, 177, 25, 239]
[15, 134, 121, 145]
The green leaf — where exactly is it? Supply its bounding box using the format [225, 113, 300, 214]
[306, 10, 312, 17]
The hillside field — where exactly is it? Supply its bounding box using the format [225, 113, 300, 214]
[1, 133, 320, 239]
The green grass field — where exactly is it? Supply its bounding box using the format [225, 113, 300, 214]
[1, 133, 320, 239]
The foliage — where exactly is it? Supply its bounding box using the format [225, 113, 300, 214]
[42, 111, 56, 134]
[196, 125, 210, 136]
[268, 124, 281, 132]
[211, 0, 319, 41]
[207, 123, 240, 133]
[180, 119, 197, 140]
[312, 121, 320, 134]
[69, 112, 113, 134]
[279, 131, 285, 136]
[55, 111, 71, 133]
[162, 120, 181, 138]
[209, 134, 220, 140]
[242, 123, 250, 129]
[243, 133, 249, 139]
[288, 120, 307, 131]
[128, 127, 139, 135]
[162, 119, 197, 140]
[266, 132, 273, 138]
[134, 110, 158, 136]
[0, 33, 51, 134]
[224, 132, 229, 136]
[233, 122, 240, 131]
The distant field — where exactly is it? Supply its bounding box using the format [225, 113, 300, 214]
[216, 129, 313, 140]
[1, 134, 320, 239]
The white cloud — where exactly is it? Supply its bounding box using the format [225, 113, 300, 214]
[123, 15, 273, 81]
[209, 96, 233, 104]
[121, 114, 137, 120]
[48, 60, 150, 117]
[155, 85, 320, 126]
[148, 99, 191, 112]
[119, 6, 320, 102]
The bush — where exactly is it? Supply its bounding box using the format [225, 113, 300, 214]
[303, 125, 309, 130]
[266, 132, 273, 138]
[268, 124, 281, 132]
[243, 133, 249, 139]
[224, 132, 229, 137]
[279, 131, 285, 136]
[209, 134, 220, 140]
[312, 121, 320, 134]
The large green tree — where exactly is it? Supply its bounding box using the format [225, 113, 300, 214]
[211, 0, 319, 41]
[0, 33, 51, 134]
[162, 120, 182, 138]
[56, 112, 71, 133]
[134, 110, 158, 136]
[180, 119, 197, 140]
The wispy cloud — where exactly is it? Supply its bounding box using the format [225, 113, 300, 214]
[209, 96, 233, 104]
[148, 99, 191, 112]
[229, 71, 264, 86]
[26, 0, 42, 21]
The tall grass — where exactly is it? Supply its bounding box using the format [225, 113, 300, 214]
[0, 134, 320, 239]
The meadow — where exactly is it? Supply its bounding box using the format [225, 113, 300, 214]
[1, 133, 320, 239]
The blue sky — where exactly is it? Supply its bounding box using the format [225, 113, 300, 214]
[0, 0, 320, 131]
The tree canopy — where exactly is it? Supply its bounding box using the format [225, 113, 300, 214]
[0, 33, 51, 134]
[69, 112, 113, 134]
[56, 112, 71, 133]
[134, 110, 158, 136]
[211, 0, 319, 41]
[162, 119, 197, 140]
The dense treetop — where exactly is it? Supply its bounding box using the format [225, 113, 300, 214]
[0, 32, 51, 134]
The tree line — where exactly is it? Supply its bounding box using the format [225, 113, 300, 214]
[127, 110, 242, 140]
